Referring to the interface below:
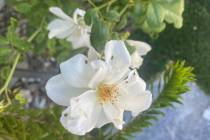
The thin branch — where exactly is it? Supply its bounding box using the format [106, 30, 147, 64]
[0, 53, 20, 94]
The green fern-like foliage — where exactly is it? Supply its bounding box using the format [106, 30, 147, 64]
[0, 105, 72, 140]
[110, 61, 195, 140]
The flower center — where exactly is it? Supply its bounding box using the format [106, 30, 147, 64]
[97, 83, 119, 104]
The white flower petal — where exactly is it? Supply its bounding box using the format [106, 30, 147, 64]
[60, 54, 94, 88]
[48, 7, 91, 49]
[123, 70, 146, 91]
[104, 40, 131, 84]
[73, 8, 86, 23]
[127, 40, 151, 55]
[95, 109, 111, 128]
[105, 40, 131, 68]
[60, 90, 101, 135]
[119, 70, 152, 116]
[49, 7, 73, 21]
[45, 74, 85, 106]
[87, 47, 100, 61]
[127, 40, 151, 68]
[130, 51, 143, 68]
[103, 103, 124, 129]
[120, 90, 152, 116]
[67, 28, 90, 48]
[47, 19, 76, 39]
[88, 60, 108, 88]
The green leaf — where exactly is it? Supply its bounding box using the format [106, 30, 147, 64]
[84, 9, 99, 25]
[104, 10, 120, 22]
[15, 2, 32, 14]
[15, 93, 27, 105]
[116, 15, 128, 31]
[136, 0, 184, 35]
[6, 18, 32, 52]
[0, 47, 12, 64]
[7, 18, 18, 41]
[11, 35, 32, 52]
[90, 18, 109, 52]
[0, 36, 9, 46]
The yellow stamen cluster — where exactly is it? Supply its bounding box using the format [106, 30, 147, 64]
[97, 83, 119, 104]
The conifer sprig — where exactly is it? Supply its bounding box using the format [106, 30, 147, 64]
[110, 61, 195, 140]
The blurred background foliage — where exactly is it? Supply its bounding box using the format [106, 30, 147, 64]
[0, 0, 208, 139]
[137, 0, 210, 94]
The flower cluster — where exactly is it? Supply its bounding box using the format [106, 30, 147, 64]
[46, 7, 152, 135]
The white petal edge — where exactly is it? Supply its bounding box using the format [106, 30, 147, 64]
[103, 103, 124, 129]
[119, 71, 152, 116]
[73, 8, 86, 23]
[105, 40, 131, 68]
[47, 19, 76, 39]
[95, 109, 111, 128]
[130, 51, 143, 68]
[49, 7, 73, 21]
[122, 70, 146, 91]
[127, 40, 151, 55]
[120, 90, 152, 117]
[66, 28, 90, 48]
[45, 74, 85, 106]
[88, 60, 108, 88]
[104, 40, 131, 84]
[60, 54, 94, 88]
[60, 90, 101, 135]
[87, 47, 100, 61]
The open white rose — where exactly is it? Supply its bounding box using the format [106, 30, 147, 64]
[126, 40, 151, 69]
[47, 7, 91, 49]
[45, 40, 152, 135]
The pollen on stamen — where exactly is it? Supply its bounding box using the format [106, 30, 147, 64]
[97, 83, 119, 104]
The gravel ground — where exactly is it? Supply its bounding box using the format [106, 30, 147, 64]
[136, 83, 210, 140]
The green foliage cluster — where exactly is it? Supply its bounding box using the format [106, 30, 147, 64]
[133, 0, 184, 36]
[138, 0, 210, 94]
[0, 104, 78, 140]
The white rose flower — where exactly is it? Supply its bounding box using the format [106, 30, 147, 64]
[126, 40, 151, 69]
[45, 40, 152, 135]
[47, 7, 91, 48]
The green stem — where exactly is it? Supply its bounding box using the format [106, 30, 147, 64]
[0, 24, 42, 95]
[0, 53, 20, 95]
[119, 4, 129, 16]
[87, 0, 97, 9]
[28, 28, 41, 42]
[98, 0, 117, 9]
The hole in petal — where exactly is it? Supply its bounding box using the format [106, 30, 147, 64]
[111, 56, 114, 60]
[64, 113, 68, 117]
